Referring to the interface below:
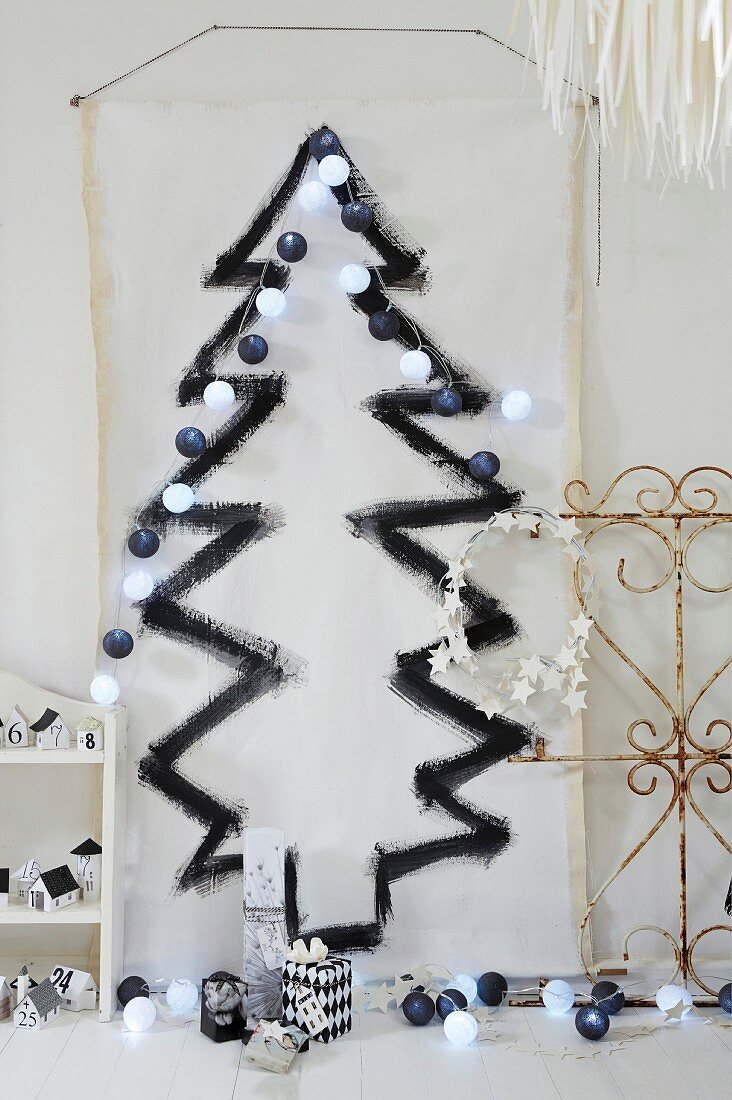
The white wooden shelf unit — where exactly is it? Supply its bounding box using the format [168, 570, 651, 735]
[0, 670, 126, 1021]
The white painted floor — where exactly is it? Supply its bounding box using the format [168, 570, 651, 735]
[1, 1003, 730, 1099]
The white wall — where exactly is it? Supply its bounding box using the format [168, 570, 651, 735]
[1, 0, 730, 973]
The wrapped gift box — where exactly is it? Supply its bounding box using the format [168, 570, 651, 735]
[282, 955, 352, 1042]
[243, 1020, 309, 1073]
[200, 971, 248, 1043]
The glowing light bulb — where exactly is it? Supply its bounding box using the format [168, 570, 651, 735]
[451, 974, 478, 1005]
[443, 1009, 479, 1046]
[123, 996, 157, 1032]
[162, 483, 194, 514]
[90, 674, 119, 705]
[656, 984, 693, 1016]
[255, 287, 286, 317]
[338, 264, 371, 294]
[122, 571, 154, 601]
[203, 380, 235, 411]
[501, 390, 532, 420]
[318, 154, 350, 186]
[542, 979, 575, 1014]
[400, 350, 431, 381]
[166, 979, 199, 1015]
[297, 181, 330, 212]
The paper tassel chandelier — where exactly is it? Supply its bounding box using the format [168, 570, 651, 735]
[527, 0, 732, 181]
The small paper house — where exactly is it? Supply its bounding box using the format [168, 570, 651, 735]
[29, 865, 81, 912]
[0, 869, 8, 908]
[30, 708, 71, 750]
[77, 716, 104, 751]
[11, 965, 36, 1006]
[3, 705, 29, 747]
[70, 838, 102, 900]
[0, 977, 12, 1022]
[11, 859, 40, 901]
[14, 977, 61, 1031]
[49, 965, 98, 1012]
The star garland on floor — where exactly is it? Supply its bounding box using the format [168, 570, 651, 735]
[429, 506, 596, 720]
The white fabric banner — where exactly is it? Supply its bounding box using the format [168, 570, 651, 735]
[83, 98, 585, 980]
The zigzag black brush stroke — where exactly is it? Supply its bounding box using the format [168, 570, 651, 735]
[284, 134, 534, 951]
[136, 141, 311, 896]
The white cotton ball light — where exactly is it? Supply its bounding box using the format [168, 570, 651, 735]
[90, 674, 120, 705]
[256, 287, 286, 318]
[123, 995, 157, 1033]
[656, 984, 693, 1016]
[451, 974, 478, 1006]
[443, 1009, 479, 1046]
[166, 979, 199, 1015]
[541, 979, 575, 1014]
[162, 483, 194, 514]
[297, 180, 330, 212]
[318, 154, 350, 186]
[338, 263, 371, 294]
[122, 571, 154, 601]
[501, 390, 532, 421]
[400, 349, 432, 381]
[203, 380, 235, 411]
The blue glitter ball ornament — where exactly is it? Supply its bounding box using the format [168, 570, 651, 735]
[341, 200, 373, 232]
[575, 1004, 610, 1040]
[468, 451, 501, 481]
[175, 426, 206, 458]
[276, 231, 308, 262]
[402, 990, 435, 1026]
[127, 528, 160, 558]
[309, 127, 340, 161]
[431, 386, 463, 417]
[117, 975, 150, 1008]
[591, 980, 625, 1016]
[368, 310, 400, 341]
[719, 983, 732, 1014]
[103, 628, 134, 659]
[237, 334, 268, 365]
[436, 988, 468, 1020]
[477, 972, 508, 1007]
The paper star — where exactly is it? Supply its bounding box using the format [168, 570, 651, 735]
[554, 516, 581, 543]
[569, 611, 594, 639]
[366, 983, 394, 1013]
[442, 586, 463, 614]
[517, 654, 544, 683]
[556, 644, 579, 670]
[432, 605, 456, 637]
[516, 511, 541, 532]
[472, 1006, 496, 1023]
[477, 691, 503, 720]
[562, 542, 582, 562]
[428, 644, 452, 676]
[510, 677, 535, 705]
[446, 633, 474, 667]
[569, 665, 588, 687]
[445, 559, 466, 587]
[541, 665, 566, 692]
[390, 975, 416, 1007]
[351, 986, 369, 1011]
[663, 1000, 690, 1021]
[491, 511, 518, 533]
[562, 687, 587, 716]
[575, 639, 591, 661]
[409, 964, 434, 991]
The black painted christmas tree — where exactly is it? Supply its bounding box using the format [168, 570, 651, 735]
[134, 128, 533, 945]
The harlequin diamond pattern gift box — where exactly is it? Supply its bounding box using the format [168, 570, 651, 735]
[281, 955, 352, 1042]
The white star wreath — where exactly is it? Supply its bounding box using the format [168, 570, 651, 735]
[429, 506, 596, 719]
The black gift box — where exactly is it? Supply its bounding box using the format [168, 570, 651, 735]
[200, 971, 248, 1043]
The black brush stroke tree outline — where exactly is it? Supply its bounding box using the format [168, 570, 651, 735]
[135, 128, 535, 941]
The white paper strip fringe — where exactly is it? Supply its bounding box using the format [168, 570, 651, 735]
[526, 0, 732, 182]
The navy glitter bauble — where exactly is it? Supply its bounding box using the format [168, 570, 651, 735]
[276, 231, 308, 262]
[309, 127, 340, 160]
[238, 334, 268, 365]
[117, 975, 150, 1007]
[402, 990, 435, 1026]
[719, 982, 732, 1013]
[468, 451, 501, 481]
[575, 1004, 610, 1040]
[341, 200, 373, 232]
[436, 988, 468, 1020]
[477, 972, 508, 1007]
[368, 310, 400, 341]
[431, 387, 463, 417]
[127, 528, 160, 558]
[175, 426, 206, 457]
[591, 980, 625, 1016]
[103, 628, 134, 659]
